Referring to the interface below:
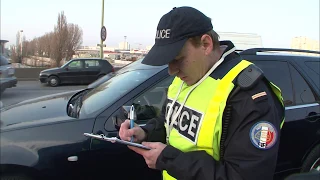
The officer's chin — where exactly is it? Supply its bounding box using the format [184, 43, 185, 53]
[185, 79, 197, 86]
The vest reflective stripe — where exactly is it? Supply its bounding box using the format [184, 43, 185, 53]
[198, 60, 253, 160]
[269, 82, 286, 128]
[162, 60, 284, 180]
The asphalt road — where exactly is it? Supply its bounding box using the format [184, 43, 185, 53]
[0, 81, 87, 108]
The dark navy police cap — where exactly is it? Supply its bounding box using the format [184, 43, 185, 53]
[142, 6, 213, 66]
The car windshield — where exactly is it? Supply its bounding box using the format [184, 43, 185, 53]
[60, 60, 72, 68]
[80, 69, 159, 116]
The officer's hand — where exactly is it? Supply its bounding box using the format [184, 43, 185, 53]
[128, 142, 166, 169]
[119, 119, 146, 143]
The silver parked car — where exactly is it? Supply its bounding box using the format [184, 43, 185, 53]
[0, 55, 17, 94]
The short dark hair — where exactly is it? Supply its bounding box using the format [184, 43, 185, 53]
[189, 30, 220, 50]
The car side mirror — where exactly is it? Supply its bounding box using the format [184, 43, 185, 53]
[65, 67, 69, 71]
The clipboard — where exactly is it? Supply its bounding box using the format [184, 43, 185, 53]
[83, 133, 151, 150]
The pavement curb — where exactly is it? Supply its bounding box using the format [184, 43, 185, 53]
[17, 78, 39, 81]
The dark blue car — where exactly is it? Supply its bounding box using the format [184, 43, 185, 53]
[1, 48, 319, 180]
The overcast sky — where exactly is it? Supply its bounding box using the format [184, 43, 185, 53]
[1, 0, 319, 49]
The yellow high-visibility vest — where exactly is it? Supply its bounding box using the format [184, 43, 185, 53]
[162, 60, 284, 180]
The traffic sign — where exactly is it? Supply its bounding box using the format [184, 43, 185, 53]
[101, 26, 107, 41]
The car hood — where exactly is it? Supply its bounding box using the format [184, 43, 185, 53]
[0, 90, 80, 130]
[41, 67, 60, 73]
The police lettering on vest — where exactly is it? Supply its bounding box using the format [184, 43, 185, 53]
[165, 98, 204, 143]
[155, 29, 171, 39]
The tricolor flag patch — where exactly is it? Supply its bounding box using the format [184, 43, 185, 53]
[250, 121, 278, 150]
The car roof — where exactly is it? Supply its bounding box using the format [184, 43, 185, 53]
[70, 58, 107, 61]
[239, 48, 320, 61]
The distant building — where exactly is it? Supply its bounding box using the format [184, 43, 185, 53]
[119, 42, 130, 50]
[75, 46, 118, 58]
[217, 32, 263, 50]
[291, 36, 320, 52]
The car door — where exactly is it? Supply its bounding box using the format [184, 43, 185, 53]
[88, 71, 173, 180]
[59, 60, 85, 84]
[82, 60, 101, 83]
[250, 59, 320, 175]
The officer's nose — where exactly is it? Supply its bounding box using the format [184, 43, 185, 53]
[168, 61, 179, 75]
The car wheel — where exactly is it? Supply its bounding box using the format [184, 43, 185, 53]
[0, 174, 33, 180]
[301, 144, 320, 172]
[48, 76, 60, 87]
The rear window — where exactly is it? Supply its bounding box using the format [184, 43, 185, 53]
[305, 61, 320, 89]
[252, 60, 294, 106]
[289, 64, 316, 105]
[101, 60, 113, 70]
[0, 55, 9, 66]
[305, 61, 320, 75]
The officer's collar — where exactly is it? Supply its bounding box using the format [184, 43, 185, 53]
[209, 40, 241, 79]
[218, 40, 236, 58]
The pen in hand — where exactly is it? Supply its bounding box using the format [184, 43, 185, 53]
[129, 105, 135, 142]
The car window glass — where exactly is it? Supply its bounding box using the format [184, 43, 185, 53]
[289, 64, 316, 105]
[252, 61, 294, 106]
[305, 61, 320, 75]
[85, 60, 99, 68]
[0, 55, 9, 66]
[305, 61, 320, 89]
[81, 69, 160, 115]
[68, 60, 82, 69]
[131, 75, 175, 121]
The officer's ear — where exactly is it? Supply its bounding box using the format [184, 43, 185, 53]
[200, 34, 213, 55]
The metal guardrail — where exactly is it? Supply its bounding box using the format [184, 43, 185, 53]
[14, 68, 47, 81]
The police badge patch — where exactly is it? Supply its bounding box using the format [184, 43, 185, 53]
[250, 121, 278, 150]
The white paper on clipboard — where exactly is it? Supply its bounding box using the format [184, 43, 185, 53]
[83, 133, 151, 150]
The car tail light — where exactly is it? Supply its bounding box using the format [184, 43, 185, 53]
[112, 67, 115, 72]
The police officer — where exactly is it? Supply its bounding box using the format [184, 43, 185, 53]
[119, 6, 285, 180]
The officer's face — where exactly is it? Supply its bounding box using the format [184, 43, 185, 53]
[168, 36, 214, 86]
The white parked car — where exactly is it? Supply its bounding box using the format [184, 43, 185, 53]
[0, 55, 17, 94]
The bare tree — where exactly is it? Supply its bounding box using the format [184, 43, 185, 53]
[65, 23, 83, 61]
[43, 32, 54, 57]
[15, 31, 20, 51]
[10, 46, 18, 63]
[15, 31, 22, 63]
[51, 11, 68, 67]
[18, 11, 83, 67]
[39, 36, 48, 57]
[22, 40, 28, 57]
[29, 39, 37, 56]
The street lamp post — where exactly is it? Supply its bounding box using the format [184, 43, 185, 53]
[19, 30, 23, 63]
[100, 0, 105, 58]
